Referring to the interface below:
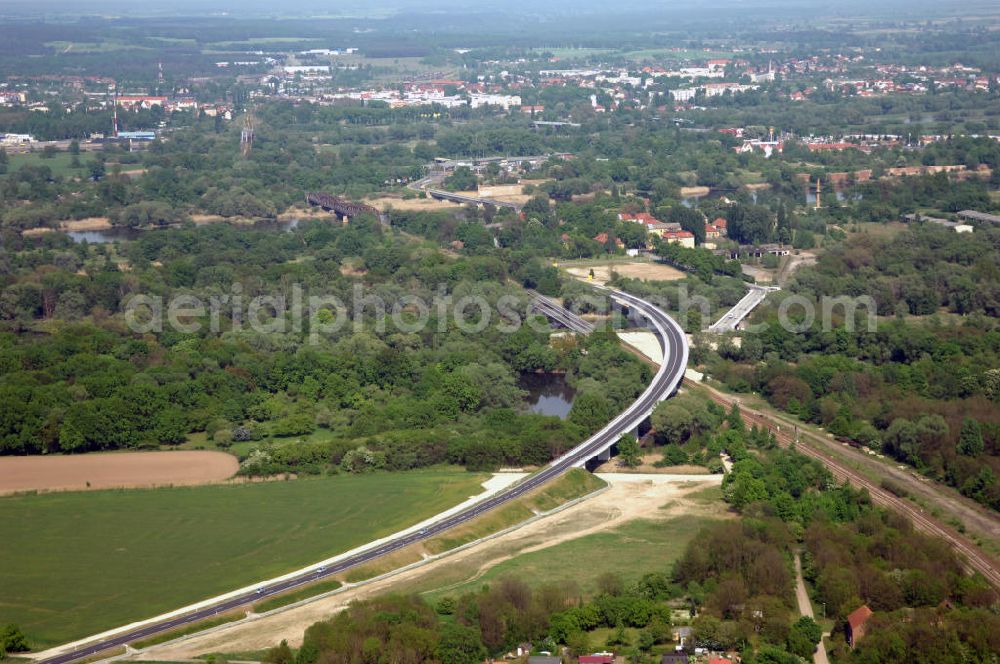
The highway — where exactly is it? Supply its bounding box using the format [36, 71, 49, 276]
[529, 291, 595, 335]
[36, 290, 688, 664]
[708, 285, 778, 333]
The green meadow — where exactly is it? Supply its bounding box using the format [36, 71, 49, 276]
[0, 470, 486, 648]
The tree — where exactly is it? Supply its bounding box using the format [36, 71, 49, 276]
[727, 469, 768, 509]
[786, 616, 822, 658]
[1, 624, 28, 653]
[263, 640, 293, 664]
[726, 204, 774, 245]
[437, 623, 486, 664]
[153, 407, 188, 444]
[751, 645, 804, 664]
[88, 159, 106, 181]
[727, 403, 746, 433]
[661, 444, 688, 465]
[652, 402, 694, 443]
[957, 418, 984, 457]
[569, 391, 615, 433]
[617, 434, 641, 467]
[443, 166, 477, 191]
[566, 630, 591, 657]
[668, 206, 707, 245]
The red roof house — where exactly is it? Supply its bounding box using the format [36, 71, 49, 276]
[846, 605, 873, 648]
[618, 211, 660, 224]
[593, 233, 624, 248]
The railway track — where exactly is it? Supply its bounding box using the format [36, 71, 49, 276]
[695, 384, 1000, 589]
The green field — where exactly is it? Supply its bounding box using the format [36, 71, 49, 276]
[207, 37, 321, 48]
[424, 512, 720, 601]
[0, 469, 486, 648]
[45, 41, 145, 53]
[5, 152, 87, 179]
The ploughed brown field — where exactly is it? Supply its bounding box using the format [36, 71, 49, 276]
[0, 450, 239, 495]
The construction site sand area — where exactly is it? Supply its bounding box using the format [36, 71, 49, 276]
[565, 262, 686, 285]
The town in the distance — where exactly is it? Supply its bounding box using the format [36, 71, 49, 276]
[0, 1, 998, 664]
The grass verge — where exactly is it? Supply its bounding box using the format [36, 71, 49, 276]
[130, 614, 243, 650]
[195, 650, 271, 662]
[252, 579, 343, 613]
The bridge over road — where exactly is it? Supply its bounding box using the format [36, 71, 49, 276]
[708, 284, 779, 333]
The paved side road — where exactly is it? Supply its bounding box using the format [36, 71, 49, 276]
[794, 552, 831, 664]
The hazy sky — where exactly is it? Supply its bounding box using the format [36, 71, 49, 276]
[0, 0, 984, 23]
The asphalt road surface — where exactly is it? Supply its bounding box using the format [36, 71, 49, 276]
[38, 290, 687, 664]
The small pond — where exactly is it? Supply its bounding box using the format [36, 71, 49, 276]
[519, 372, 576, 419]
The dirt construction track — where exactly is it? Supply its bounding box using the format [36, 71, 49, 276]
[0, 451, 239, 495]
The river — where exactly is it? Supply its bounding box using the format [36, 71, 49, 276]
[66, 218, 303, 244]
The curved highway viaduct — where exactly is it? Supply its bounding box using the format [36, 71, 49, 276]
[34, 290, 687, 664]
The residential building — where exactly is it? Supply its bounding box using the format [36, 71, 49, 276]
[703, 82, 758, 97]
[619, 211, 660, 224]
[0, 133, 34, 144]
[670, 88, 697, 102]
[469, 93, 522, 110]
[0, 91, 26, 105]
[663, 230, 696, 248]
[115, 95, 168, 109]
[846, 605, 874, 648]
[645, 221, 681, 237]
[736, 139, 783, 157]
[593, 232, 625, 249]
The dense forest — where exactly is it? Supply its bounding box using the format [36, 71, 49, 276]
[0, 219, 650, 474]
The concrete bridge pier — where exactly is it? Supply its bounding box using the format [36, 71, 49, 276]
[597, 447, 612, 462]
